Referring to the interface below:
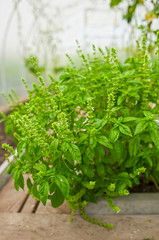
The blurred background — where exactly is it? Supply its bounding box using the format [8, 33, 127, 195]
[0, 0, 159, 107]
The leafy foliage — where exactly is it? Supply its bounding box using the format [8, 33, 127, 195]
[1, 34, 159, 228]
[110, 0, 159, 51]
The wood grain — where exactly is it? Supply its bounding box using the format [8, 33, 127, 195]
[0, 178, 27, 212]
[21, 195, 38, 213]
[37, 200, 71, 214]
[0, 213, 159, 240]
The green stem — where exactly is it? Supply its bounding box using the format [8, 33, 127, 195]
[150, 174, 159, 190]
[80, 207, 113, 229]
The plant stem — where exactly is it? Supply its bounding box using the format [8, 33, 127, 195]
[80, 207, 113, 229]
[150, 174, 159, 190]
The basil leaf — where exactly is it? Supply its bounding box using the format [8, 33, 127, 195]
[54, 175, 69, 199]
[134, 121, 148, 135]
[68, 144, 81, 163]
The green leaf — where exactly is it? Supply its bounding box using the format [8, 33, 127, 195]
[97, 164, 105, 178]
[149, 121, 159, 149]
[0, 118, 4, 123]
[14, 180, 19, 191]
[59, 73, 70, 81]
[95, 145, 105, 158]
[149, 121, 158, 131]
[129, 136, 140, 156]
[50, 182, 56, 194]
[109, 128, 119, 142]
[127, 90, 139, 98]
[123, 117, 137, 122]
[17, 140, 26, 155]
[117, 94, 125, 106]
[82, 181, 96, 189]
[139, 148, 153, 167]
[124, 69, 136, 76]
[145, 155, 153, 167]
[82, 165, 95, 178]
[68, 144, 81, 163]
[78, 134, 88, 144]
[27, 178, 33, 190]
[0, 112, 7, 120]
[50, 139, 59, 157]
[133, 177, 140, 185]
[143, 111, 151, 117]
[110, 118, 119, 124]
[111, 141, 124, 159]
[90, 135, 97, 149]
[7, 163, 16, 174]
[145, 169, 150, 180]
[119, 124, 132, 137]
[54, 175, 69, 199]
[83, 154, 89, 165]
[118, 172, 129, 179]
[34, 164, 47, 172]
[39, 181, 50, 206]
[110, 106, 121, 113]
[118, 116, 124, 122]
[134, 121, 148, 135]
[97, 135, 113, 149]
[152, 170, 159, 184]
[127, 79, 142, 85]
[116, 180, 127, 191]
[13, 170, 20, 191]
[50, 186, 64, 208]
[18, 172, 24, 190]
[93, 118, 107, 129]
[64, 152, 74, 165]
[62, 142, 69, 151]
[32, 183, 39, 199]
[13, 171, 24, 190]
[5, 122, 14, 136]
[86, 147, 95, 160]
[125, 156, 139, 168]
[110, 0, 122, 7]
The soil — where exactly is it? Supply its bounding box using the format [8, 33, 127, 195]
[0, 113, 16, 165]
[130, 180, 158, 193]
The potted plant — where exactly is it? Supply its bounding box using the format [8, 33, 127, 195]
[2, 34, 159, 228]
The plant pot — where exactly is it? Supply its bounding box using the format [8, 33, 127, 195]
[83, 193, 159, 215]
[0, 154, 15, 190]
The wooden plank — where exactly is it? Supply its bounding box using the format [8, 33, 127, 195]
[22, 195, 39, 213]
[36, 200, 71, 214]
[0, 213, 159, 240]
[0, 177, 27, 213]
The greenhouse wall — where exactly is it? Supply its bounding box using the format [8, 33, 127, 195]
[0, 0, 158, 107]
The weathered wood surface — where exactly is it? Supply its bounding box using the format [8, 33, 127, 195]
[0, 174, 41, 214]
[0, 178, 159, 240]
[0, 213, 159, 240]
[19, 195, 38, 213]
[0, 178, 27, 212]
[37, 200, 71, 214]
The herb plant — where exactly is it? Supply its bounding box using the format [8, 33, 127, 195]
[2, 34, 159, 228]
[110, 0, 159, 47]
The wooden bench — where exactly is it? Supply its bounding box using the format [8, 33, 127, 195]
[0, 177, 71, 215]
[0, 178, 159, 240]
